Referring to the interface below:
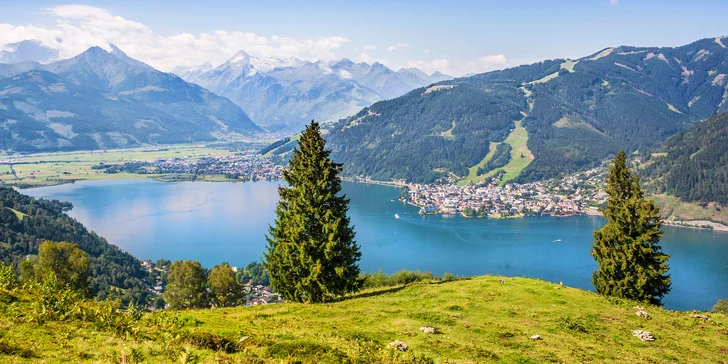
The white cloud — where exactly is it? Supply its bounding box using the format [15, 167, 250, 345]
[0, 5, 351, 71]
[359, 52, 373, 63]
[424, 49, 430, 54]
[339, 69, 352, 79]
[407, 55, 509, 77]
[363, 44, 376, 50]
[386, 43, 411, 51]
[608, 0, 619, 6]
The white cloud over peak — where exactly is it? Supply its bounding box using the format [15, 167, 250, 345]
[363, 44, 376, 50]
[407, 54, 509, 77]
[359, 52, 373, 63]
[386, 43, 411, 51]
[0, 5, 351, 71]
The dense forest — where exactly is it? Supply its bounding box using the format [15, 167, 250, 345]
[322, 37, 728, 183]
[641, 111, 728, 204]
[0, 187, 148, 303]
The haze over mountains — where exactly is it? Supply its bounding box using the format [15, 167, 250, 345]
[0, 44, 261, 151]
[0, 40, 59, 64]
[176, 51, 451, 131]
[323, 37, 728, 183]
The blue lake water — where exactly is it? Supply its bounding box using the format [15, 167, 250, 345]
[24, 179, 728, 311]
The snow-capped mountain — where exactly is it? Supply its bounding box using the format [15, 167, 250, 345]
[0, 44, 261, 152]
[176, 52, 451, 131]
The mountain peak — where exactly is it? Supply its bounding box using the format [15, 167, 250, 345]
[229, 50, 252, 63]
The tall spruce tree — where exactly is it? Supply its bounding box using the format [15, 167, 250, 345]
[591, 151, 671, 305]
[264, 120, 362, 303]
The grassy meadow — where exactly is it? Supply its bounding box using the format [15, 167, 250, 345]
[2, 276, 726, 363]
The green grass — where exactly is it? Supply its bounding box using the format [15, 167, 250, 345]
[2, 276, 726, 363]
[459, 142, 499, 186]
[0, 145, 236, 188]
[560, 59, 579, 72]
[459, 119, 534, 186]
[439, 120, 457, 141]
[528, 71, 559, 84]
[6, 208, 27, 221]
[667, 103, 685, 114]
[497, 119, 534, 185]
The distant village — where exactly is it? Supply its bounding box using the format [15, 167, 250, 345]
[400, 167, 608, 218]
[98, 153, 284, 182]
[140, 259, 282, 310]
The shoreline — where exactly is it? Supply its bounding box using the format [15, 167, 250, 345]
[15, 175, 728, 232]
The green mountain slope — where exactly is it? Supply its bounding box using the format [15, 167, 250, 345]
[326, 37, 728, 183]
[642, 111, 728, 204]
[2, 276, 725, 362]
[0, 187, 147, 302]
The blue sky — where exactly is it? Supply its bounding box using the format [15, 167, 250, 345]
[1, 0, 727, 75]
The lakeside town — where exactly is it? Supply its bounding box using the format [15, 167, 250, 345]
[96, 153, 284, 182]
[400, 167, 608, 218]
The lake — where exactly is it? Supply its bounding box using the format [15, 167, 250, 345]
[25, 179, 728, 311]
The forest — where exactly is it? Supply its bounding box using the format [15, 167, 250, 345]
[641, 111, 728, 204]
[0, 187, 148, 304]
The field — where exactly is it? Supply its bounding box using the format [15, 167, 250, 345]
[0, 145, 237, 188]
[2, 276, 726, 363]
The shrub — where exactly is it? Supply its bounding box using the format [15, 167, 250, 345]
[179, 331, 238, 353]
[361, 269, 437, 289]
[713, 298, 728, 313]
[0, 263, 17, 290]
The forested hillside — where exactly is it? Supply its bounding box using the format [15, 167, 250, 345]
[325, 37, 728, 183]
[0, 187, 147, 303]
[642, 111, 728, 204]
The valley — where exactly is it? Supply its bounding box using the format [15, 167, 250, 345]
[2, 3, 728, 362]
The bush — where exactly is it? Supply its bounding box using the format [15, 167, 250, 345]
[0, 263, 17, 290]
[179, 331, 239, 353]
[361, 270, 437, 289]
[712, 298, 728, 313]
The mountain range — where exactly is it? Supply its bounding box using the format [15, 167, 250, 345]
[0, 45, 261, 151]
[176, 51, 451, 131]
[322, 37, 728, 184]
[0, 40, 58, 64]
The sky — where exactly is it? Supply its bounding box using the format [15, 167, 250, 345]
[0, 0, 727, 76]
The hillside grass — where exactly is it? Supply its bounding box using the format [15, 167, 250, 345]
[6, 208, 27, 221]
[459, 142, 499, 186]
[459, 119, 534, 187]
[2, 276, 726, 363]
[498, 120, 534, 185]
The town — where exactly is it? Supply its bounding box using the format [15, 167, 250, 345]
[95, 153, 284, 182]
[400, 167, 608, 218]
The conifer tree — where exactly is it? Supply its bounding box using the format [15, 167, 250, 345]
[264, 120, 362, 303]
[591, 151, 671, 305]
